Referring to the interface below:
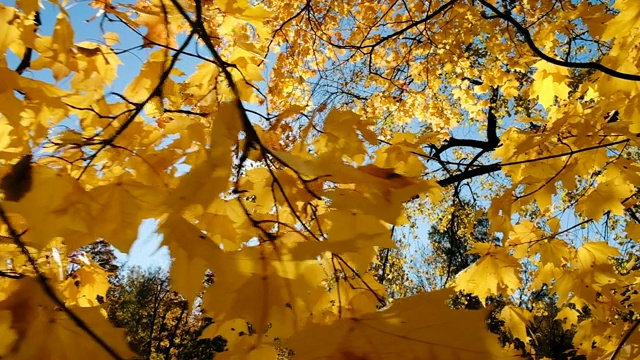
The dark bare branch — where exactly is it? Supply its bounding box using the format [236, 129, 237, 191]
[478, 0, 640, 81]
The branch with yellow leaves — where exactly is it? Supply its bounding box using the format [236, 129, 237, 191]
[437, 139, 630, 187]
[477, 0, 640, 81]
[0, 203, 124, 360]
[168, 0, 330, 244]
[611, 319, 640, 360]
[77, 26, 195, 178]
[165, 0, 397, 310]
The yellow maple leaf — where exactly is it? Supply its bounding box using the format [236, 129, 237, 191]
[314, 109, 372, 164]
[601, 0, 640, 40]
[532, 263, 563, 290]
[200, 198, 257, 251]
[203, 241, 327, 338]
[626, 221, 640, 243]
[159, 213, 224, 304]
[217, 0, 272, 38]
[287, 288, 509, 359]
[0, 8, 21, 58]
[555, 307, 579, 331]
[3, 166, 95, 250]
[55, 129, 84, 147]
[532, 239, 571, 267]
[575, 241, 620, 269]
[201, 318, 248, 347]
[530, 61, 571, 109]
[90, 176, 166, 252]
[215, 336, 278, 360]
[454, 247, 522, 304]
[272, 149, 441, 224]
[122, 50, 169, 101]
[500, 305, 532, 342]
[60, 261, 111, 307]
[575, 172, 635, 222]
[303, 271, 387, 324]
[0, 278, 133, 359]
[165, 153, 231, 213]
[0, 310, 17, 357]
[291, 210, 395, 270]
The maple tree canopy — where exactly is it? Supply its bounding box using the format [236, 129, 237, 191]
[1, 0, 640, 358]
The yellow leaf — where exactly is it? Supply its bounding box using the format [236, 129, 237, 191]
[122, 50, 168, 101]
[0, 310, 17, 356]
[165, 156, 231, 213]
[203, 241, 326, 337]
[16, 0, 38, 15]
[90, 177, 166, 252]
[0, 278, 133, 359]
[201, 318, 248, 347]
[215, 337, 278, 360]
[532, 239, 571, 267]
[60, 261, 110, 307]
[626, 221, 640, 243]
[0, 8, 21, 57]
[277, 104, 306, 120]
[3, 166, 95, 249]
[291, 210, 395, 270]
[530, 61, 571, 109]
[311, 272, 387, 321]
[55, 129, 84, 147]
[218, 0, 272, 38]
[500, 305, 532, 341]
[314, 109, 371, 164]
[601, 0, 640, 40]
[576, 172, 635, 222]
[555, 307, 579, 331]
[532, 263, 563, 290]
[287, 288, 508, 360]
[576, 241, 620, 269]
[160, 214, 224, 304]
[133, 0, 182, 48]
[454, 248, 522, 304]
[200, 198, 258, 251]
[186, 61, 219, 96]
[103, 32, 119, 46]
[219, 0, 271, 20]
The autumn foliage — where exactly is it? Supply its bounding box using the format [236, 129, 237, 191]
[2, 0, 640, 358]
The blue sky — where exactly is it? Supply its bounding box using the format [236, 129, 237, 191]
[121, 219, 168, 268]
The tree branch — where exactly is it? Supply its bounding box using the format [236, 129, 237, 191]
[15, 11, 40, 75]
[78, 31, 195, 179]
[478, 0, 640, 81]
[487, 87, 500, 147]
[437, 164, 501, 186]
[437, 139, 630, 186]
[0, 270, 24, 279]
[433, 87, 501, 158]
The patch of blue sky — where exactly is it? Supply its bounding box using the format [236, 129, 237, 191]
[115, 218, 170, 269]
